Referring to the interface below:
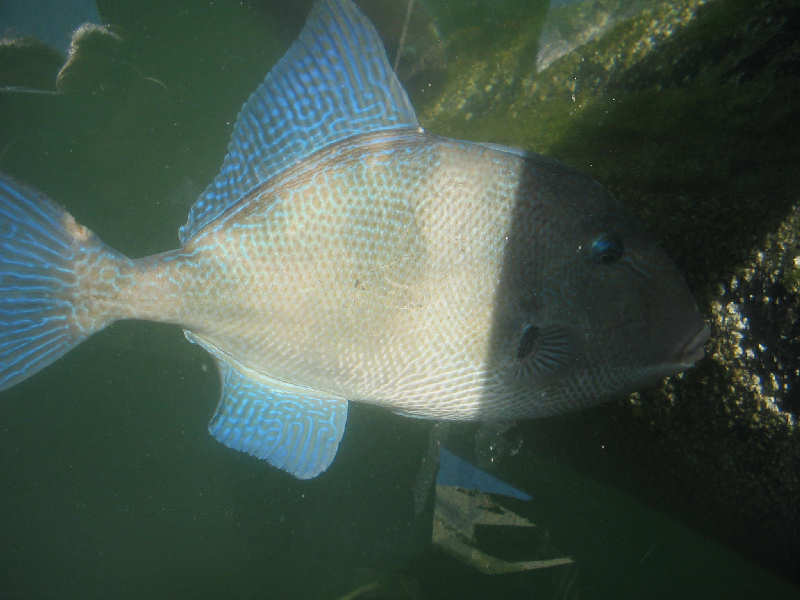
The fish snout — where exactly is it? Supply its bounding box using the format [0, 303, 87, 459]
[673, 321, 710, 366]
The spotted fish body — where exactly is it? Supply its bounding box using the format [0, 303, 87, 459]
[0, 0, 708, 478]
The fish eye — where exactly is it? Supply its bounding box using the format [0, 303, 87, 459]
[590, 233, 624, 264]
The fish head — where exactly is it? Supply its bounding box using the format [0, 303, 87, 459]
[486, 162, 709, 416]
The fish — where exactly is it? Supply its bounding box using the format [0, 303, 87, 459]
[0, 0, 709, 479]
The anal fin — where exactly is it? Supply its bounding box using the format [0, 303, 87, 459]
[208, 358, 348, 479]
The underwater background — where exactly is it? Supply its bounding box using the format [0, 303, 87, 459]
[1, 0, 799, 597]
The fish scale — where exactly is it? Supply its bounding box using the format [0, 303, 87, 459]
[0, 0, 708, 479]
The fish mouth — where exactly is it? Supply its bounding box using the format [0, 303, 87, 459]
[674, 322, 711, 366]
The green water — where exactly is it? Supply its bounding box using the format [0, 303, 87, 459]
[1, 0, 799, 597]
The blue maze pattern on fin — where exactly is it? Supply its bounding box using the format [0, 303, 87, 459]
[208, 359, 349, 479]
[0, 175, 81, 391]
[180, 0, 419, 243]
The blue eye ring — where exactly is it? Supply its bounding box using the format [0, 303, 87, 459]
[590, 233, 624, 264]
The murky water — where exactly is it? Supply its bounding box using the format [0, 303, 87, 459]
[1, 0, 799, 597]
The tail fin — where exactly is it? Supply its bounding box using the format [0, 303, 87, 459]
[0, 175, 103, 390]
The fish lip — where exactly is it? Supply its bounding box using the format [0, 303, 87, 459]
[675, 322, 711, 366]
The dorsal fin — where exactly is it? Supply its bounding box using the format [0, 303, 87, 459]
[179, 0, 419, 243]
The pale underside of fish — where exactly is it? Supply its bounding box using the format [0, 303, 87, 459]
[0, 0, 709, 478]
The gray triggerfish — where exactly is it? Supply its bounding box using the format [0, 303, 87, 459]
[0, 0, 709, 479]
